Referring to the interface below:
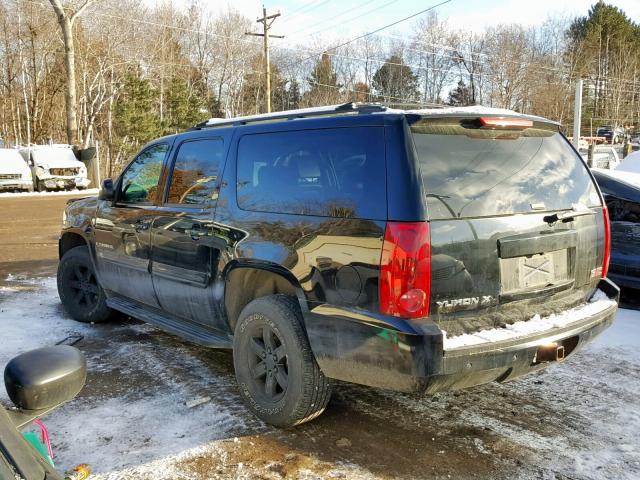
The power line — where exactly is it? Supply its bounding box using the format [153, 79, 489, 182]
[288, 0, 401, 39]
[286, 0, 333, 21]
[8, 0, 640, 96]
[16, 0, 639, 91]
[306, 0, 452, 57]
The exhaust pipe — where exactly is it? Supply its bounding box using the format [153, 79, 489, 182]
[535, 343, 565, 363]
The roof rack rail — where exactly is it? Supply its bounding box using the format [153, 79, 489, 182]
[191, 102, 387, 130]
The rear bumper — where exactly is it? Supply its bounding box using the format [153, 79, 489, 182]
[304, 278, 619, 393]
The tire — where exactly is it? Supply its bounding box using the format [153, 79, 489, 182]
[57, 246, 113, 323]
[233, 295, 332, 427]
[36, 180, 46, 192]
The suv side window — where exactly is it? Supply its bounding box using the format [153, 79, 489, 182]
[166, 138, 224, 206]
[236, 127, 386, 219]
[119, 144, 168, 204]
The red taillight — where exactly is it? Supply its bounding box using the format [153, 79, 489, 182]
[379, 222, 431, 319]
[479, 117, 533, 129]
[602, 205, 611, 278]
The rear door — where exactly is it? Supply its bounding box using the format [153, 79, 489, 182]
[150, 135, 229, 329]
[408, 116, 605, 337]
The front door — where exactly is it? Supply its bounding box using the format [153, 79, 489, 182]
[150, 136, 228, 329]
[94, 142, 170, 308]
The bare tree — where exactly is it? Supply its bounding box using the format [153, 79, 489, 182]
[48, 0, 98, 145]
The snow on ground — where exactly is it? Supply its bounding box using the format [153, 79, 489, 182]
[0, 188, 98, 198]
[1, 276, 639, 479]
[0, 277, 258, 478]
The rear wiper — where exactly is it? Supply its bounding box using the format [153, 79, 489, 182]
[543, 210, 593, 225]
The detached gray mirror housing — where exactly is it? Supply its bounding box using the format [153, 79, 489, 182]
[4, 346, 86, 411]
[99, 178, 115, 201]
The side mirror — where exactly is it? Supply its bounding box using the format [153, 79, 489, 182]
[4, 346, 86, 412]
[99, 178, 115, 201]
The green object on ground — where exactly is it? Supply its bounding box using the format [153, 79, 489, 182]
[22, 432, 54, 467]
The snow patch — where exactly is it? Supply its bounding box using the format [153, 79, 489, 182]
[615, 150, 640, 174]
[443, 292, 616, 349]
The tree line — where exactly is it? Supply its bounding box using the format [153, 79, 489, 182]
[0, 0, 638, 177]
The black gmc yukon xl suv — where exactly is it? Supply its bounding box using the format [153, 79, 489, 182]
[58, 103, 619, 426]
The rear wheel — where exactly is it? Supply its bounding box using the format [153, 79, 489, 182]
[233, 295, 331, 427]
[57, 246, 113, 323]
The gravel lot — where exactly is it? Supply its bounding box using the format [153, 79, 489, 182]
[1, 193, 639, 480]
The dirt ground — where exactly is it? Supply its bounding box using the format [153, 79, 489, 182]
[0, 194, 78, 282]
[1, 194, 639, 480]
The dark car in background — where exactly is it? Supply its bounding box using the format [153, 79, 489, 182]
[596, 125, 625, 144]
[592, 168, 640, 290]
[57, 103, 618, 427]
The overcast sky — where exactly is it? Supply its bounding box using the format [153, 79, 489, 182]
[159, 0, 640, 42]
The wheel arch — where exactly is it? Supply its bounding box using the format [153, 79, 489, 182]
[59, 230, 89, 259]
[223, 261, 310, 333]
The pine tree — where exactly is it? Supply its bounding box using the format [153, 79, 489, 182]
[241, 54, 287, 114]
[283, 79, 301, 110]
[163, 77, 204, 134]
[305, 52, 341, 106]
[114, 74, 161, 157]
[372, 55, 419, 105]
[446, 80, 474, 106]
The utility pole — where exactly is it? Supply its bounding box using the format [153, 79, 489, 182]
[573, 79, 583, 151]
[246, 7, 283, 113]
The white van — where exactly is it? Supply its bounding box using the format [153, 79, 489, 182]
[20, 145, 90, 192]
[0, 148, 33, 192]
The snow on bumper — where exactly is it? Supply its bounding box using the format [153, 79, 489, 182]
[422, 280, 620, 393]
[40, 176, 90, 189]
[443, 290, 617, 350]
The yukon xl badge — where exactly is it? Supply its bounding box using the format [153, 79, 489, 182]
[436, 295, 495, 313]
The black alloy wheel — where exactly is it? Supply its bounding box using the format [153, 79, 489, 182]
[57, 246, 113, 323]
[247, 324, 289, 402]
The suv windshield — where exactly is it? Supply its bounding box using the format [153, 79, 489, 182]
[410, 119, 602, 220]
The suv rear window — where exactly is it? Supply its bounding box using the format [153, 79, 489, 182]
[236, 127, 386, 219]
[410, 120, 602, 220]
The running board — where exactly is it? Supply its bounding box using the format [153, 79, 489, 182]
[107, 295, 232, 348]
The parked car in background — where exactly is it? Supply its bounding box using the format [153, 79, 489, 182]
[591, 145, 621, 169]
[58, 103, 618, 427]
[592, 168, 640, 290]
[0, 148, 33, 192]
[19, 144, 90, 192]
[596, 125, 625, 144]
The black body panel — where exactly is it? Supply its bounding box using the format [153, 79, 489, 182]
[59, 106, 618, 394]
[592, 169, 640, 289]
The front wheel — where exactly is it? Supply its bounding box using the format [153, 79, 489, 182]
[233, 295, 332, 427]
[57, 246, 113, 323]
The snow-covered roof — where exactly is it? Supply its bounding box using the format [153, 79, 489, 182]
[204, 103, 555, 127]
[405, 106, 554, 124]
[205, 104, 347, 126]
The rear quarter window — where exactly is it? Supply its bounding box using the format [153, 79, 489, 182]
[410, 123, 601, 220]
[236, 127, 386, 219]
